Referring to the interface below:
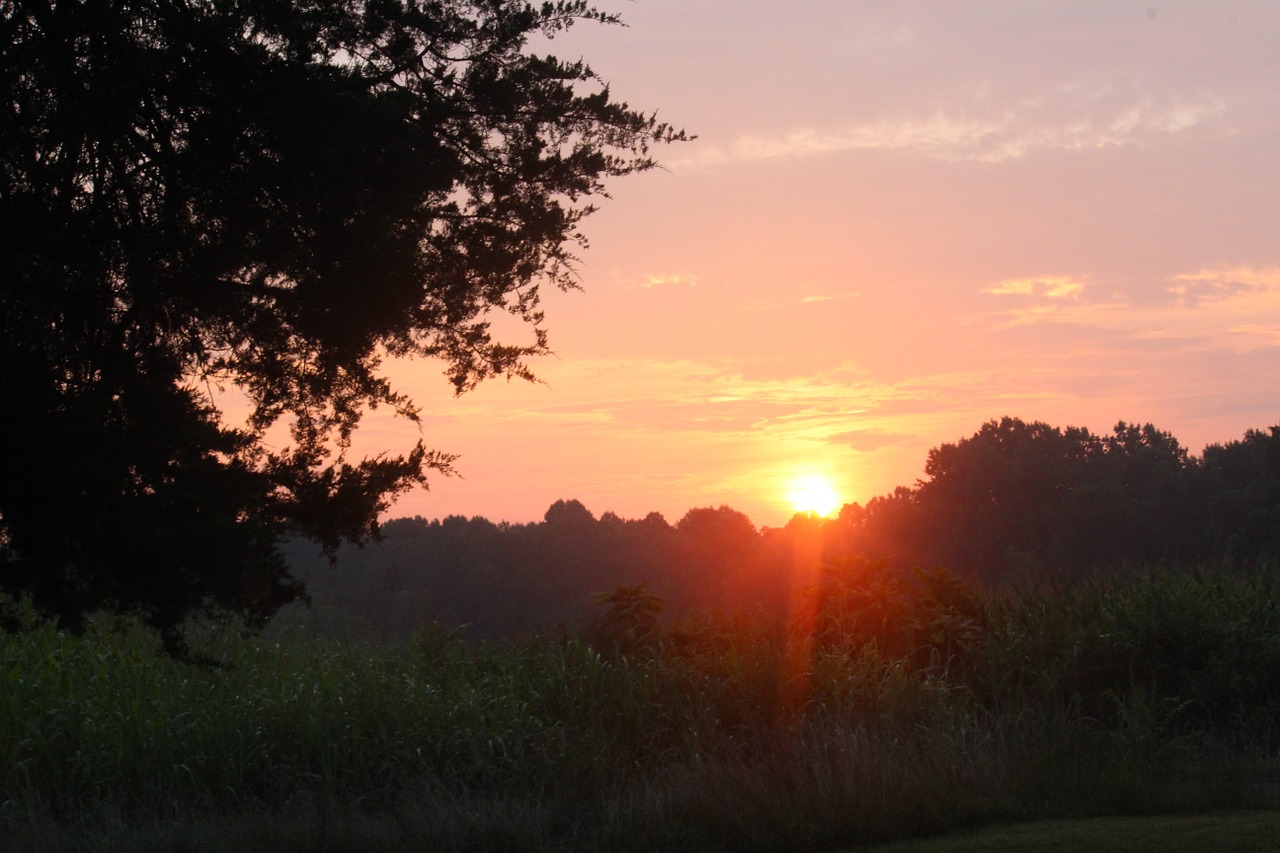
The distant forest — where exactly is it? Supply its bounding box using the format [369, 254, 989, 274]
[284, 416, 1280, 641]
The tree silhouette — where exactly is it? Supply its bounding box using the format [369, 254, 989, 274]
[912, 418, 1100, 578]
[0, 0, 682, 651]
[835, 417, 1201, 584]
[1197, 426, 1280, 561]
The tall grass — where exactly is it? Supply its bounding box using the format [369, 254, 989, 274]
[3, 563, 1279, 852]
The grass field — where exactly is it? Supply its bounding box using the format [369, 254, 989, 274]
[3, 562, 1279, 852]
[857, 810, 1280, 852]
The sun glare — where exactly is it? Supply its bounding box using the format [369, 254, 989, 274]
[787, 474, 841, 518]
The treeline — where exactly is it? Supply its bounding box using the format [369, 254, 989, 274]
[835, 416, 1280, 581]
[284, 417, 1280, 640]
[284, 501, 791, 640]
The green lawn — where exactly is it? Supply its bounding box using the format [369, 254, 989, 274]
[854, 811, 1280, 852]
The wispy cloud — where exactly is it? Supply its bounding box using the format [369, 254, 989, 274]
[972, 264, 1280, 357]
[801, 292, 858, 304]
[978, 274, 1100, 330]
[684, 114, 998, 165]
[1166, 266, 1280, 307]
[674, 92, 1226, 167]
[457, 359, 905, 443]
[638, 273, 698, 289]
[473, 358, 1136, 457]
[984, 275, 1086, 299]
[1228, 324, 1280, 345]
[824, 429, 912, 452]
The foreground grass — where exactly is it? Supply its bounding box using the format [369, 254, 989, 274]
[3, 564, 1280, 852]
[856, 810, 1280, 852]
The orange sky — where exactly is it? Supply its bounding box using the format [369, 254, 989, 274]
[355, 1, 1280, 528]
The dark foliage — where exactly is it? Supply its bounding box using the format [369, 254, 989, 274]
[806, 558, 987, 666]
[286, 504, 781, 640]
[0, 0, 682, 649]
[589, 582, 663, 655]
[837, 417, 1222, 583]
[1197, 425, 1280, 561]
[287, 418, 1280, 643]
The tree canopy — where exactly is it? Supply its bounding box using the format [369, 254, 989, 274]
[0, 0, 683, 650]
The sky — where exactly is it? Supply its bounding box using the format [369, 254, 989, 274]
[359, 0, 1280, 529]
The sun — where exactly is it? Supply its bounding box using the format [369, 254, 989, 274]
[786, 474, 842, 518]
